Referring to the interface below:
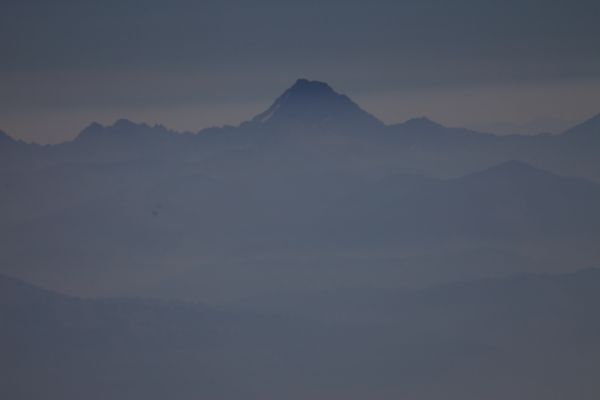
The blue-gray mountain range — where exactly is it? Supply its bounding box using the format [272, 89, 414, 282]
[1, 79, 599, 300]
[3, 269, 600, 400]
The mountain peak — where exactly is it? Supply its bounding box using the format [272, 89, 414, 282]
[288, 78, 336, 96]
[249, 79, 383, 130]
[80, 121, 104, 134]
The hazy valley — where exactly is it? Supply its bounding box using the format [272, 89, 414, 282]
[2, 78, 600, 398]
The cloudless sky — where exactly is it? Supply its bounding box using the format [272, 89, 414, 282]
[2, 0, 600, 143]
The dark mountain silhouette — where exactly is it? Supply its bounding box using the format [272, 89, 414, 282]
[64, 119, 183, 161]
[564, 113, 600, 138]
[247, 78, 384, 131]
[0, 273, 62, 306]
[3, 270, 600, 400]
[0, 273, 256, 399]
[328, 160, 600, 243]
[237, 267, 600, 323]
[2, 78, 599, 179]
[2, 157, 600, 301]
[76, 119, 181, 143]
[1, 78, 600, 300]
[0, 130, 27, 150]
[0, 130, 38, 169]
[388, 116, 447, 133]
[439, 160, 600, 236]
[0, 130, 14, 145]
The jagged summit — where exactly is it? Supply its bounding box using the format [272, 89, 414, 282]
[249, 79, 383, 130]
[80, 119, 143, 134]
[75, 119, 176, 144]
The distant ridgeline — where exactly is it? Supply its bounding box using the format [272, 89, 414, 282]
[1, 78, 599, 180]
[1, 79, 600, 303]
[3, 269, 600, 399]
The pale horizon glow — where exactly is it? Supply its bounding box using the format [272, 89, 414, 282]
[2, 0, 599, 143]
[2, 77, 599, 144]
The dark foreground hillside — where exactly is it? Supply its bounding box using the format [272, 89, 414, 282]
[2, 269, 600, 400]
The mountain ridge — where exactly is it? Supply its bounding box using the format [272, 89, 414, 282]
[1, 79, 599, 146]
[564, 112, 600, 137]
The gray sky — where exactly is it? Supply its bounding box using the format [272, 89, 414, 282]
[2, 0, 600, 143]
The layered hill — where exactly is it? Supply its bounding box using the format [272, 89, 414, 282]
[3, 270, 600, 400]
